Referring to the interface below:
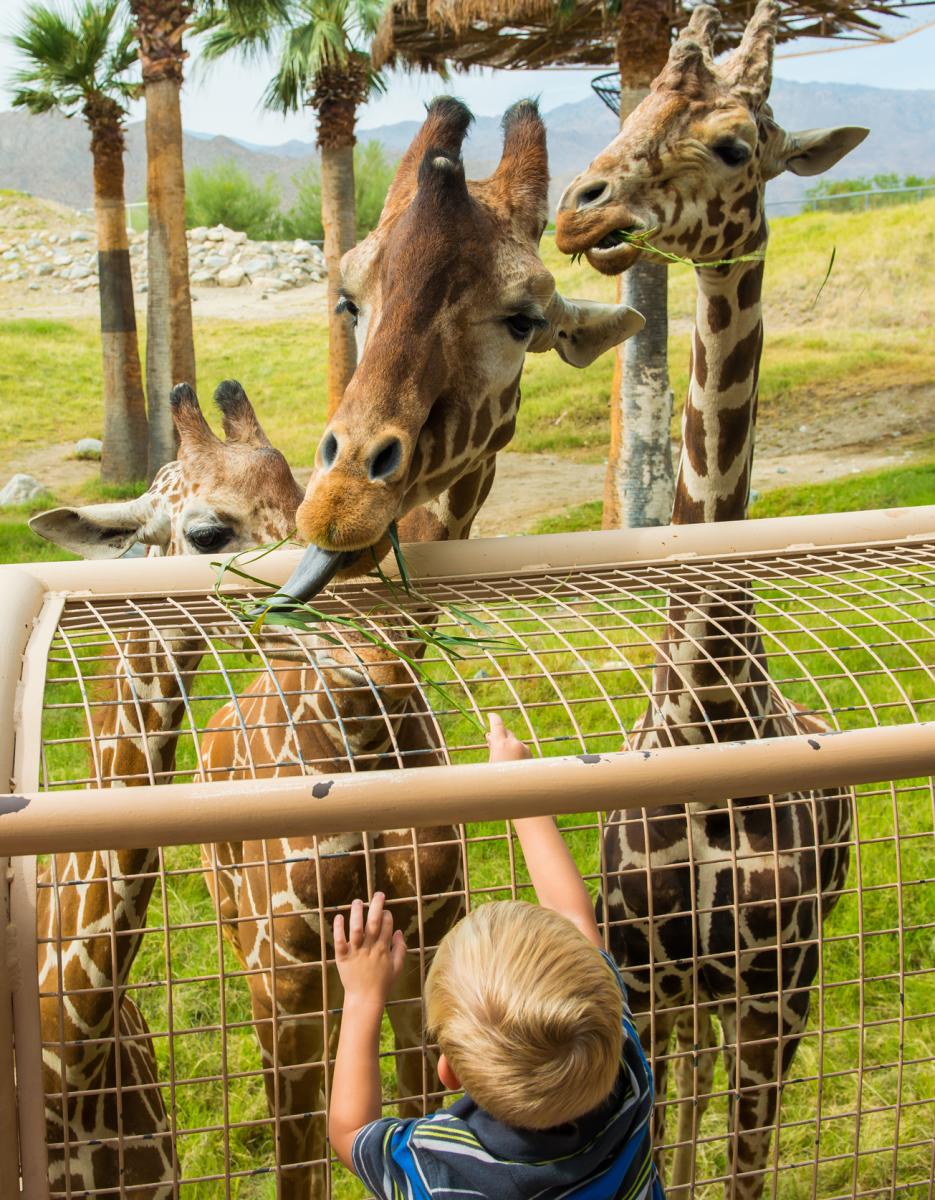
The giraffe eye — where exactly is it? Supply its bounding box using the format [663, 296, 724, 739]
[336, 294, 359, 325]
[186, 524, 232, 553]
[504, 311, 547, 341]
[712, 139, 752, 167]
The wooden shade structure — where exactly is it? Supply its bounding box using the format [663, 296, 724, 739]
[373, 0, 932, 73]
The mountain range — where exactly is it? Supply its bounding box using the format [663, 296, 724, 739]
[2, 78, 933, 216]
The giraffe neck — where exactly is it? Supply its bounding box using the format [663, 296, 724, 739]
[672, 251, 765, 525]
[38, 629, 205, 1087]
[651, 247, 771, 747]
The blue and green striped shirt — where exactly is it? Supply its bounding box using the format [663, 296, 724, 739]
[352, 952, 663, 1200]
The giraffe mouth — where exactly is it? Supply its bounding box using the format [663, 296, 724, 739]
[249, 545, 362, 619]
[585, 227, 644, 274]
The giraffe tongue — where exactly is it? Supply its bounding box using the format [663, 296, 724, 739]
[253, 545, 360, 615]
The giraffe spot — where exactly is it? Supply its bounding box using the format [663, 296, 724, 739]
[684, 401, 708, 478]
[500, 379, 519, 415]
[453, 403, 473, 457]
[721, 220, 743, 247]
[708, 294, 732, 334]
[718, 323, 761, 393]
[472, 403, 492, 448]
[731, 188, 759, 221]
[706, 197, 725, 226]
[717, 395, 753, 476]
[693, 326, 708, 389]
[427, 429, 448, 475]
[737, 265, 763, 311]
[671, 190, 684, 225]
[699, 234, 718, 259]
[678, 220, 702, 250]
[673, 476, 705, 523]
[487, 415, 516, 454]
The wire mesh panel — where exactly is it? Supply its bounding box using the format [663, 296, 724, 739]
[8, 532, 935, 1199]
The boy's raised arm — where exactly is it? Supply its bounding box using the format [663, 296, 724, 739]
[486, 714, 601, 947]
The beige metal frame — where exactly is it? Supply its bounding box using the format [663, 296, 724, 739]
[2, 506, 934, 1199]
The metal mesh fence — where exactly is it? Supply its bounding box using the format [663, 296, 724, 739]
[6, 534, 935, 1199]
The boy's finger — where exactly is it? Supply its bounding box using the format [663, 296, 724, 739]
[349, 898, 364, 946]
[487, 712, 506, 741]
[391, 928, 407, 975]
[380, 909, 394, 946]
[366, 892, 385, 939]
[333, 913, 347, 956]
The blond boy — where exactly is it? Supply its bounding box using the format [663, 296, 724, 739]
[329, 714, 663, 1200]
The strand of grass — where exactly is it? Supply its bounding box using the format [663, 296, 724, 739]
[211, 548, 489, 732]
[810, 246, 837, 309]
[571, 226, 765, 270]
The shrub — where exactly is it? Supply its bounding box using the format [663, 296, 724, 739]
[282, 141, 397, 241]
[185, 160, 283, 239]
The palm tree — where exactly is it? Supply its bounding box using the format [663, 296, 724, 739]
[201, 0, 385, 413]
[9, 0, 149, 485]
[128, 0, 197, 473]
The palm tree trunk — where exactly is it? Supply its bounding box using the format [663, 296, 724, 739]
[87, 103, 148, 484]
[604, 12, 674, 529]
[130, 0, 195, 476]
[313, 57, 369, 416]
[321, 139, 358, 414]
[143, 73, 195, 473]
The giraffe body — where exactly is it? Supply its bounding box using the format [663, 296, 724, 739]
[556, 5, 866, 1195]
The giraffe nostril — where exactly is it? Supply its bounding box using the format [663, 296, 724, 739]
[576, 181, 611, 210]
[320, 431, 339, 469]
[368, 437, 403, 483]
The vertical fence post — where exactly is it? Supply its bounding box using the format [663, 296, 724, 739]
[0, 858, 21, 1196]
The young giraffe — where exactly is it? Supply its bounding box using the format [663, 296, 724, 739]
[31, 380, 305, 1198]
[556, 6, 866, 1197]
[199, 629, 462, 1199]
[263, 95, 644, 604]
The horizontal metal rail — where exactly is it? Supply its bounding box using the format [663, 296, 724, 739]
[2, 721, 934, 856]
[4, 504, 935, 599]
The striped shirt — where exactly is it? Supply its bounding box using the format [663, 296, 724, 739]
[352, 952, 664, 1200]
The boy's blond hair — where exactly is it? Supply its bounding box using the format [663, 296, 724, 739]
[426, 901, 622, 1130]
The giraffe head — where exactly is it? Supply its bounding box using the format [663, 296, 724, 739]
[281, 96, 644, 602]
[30, 381, 303, 558]
[555, 0, 867, 274]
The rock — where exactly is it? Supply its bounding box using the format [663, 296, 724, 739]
[206, 225, 232, 242]
[250, 275, 285, 292]
[190, 269, 217, 286]
[203, 253, 230, 270]
[217, 265, 246, 288]
[242, 255, 276, 276]
[2, 249, 18, 261]
[54, 253, 73, 267]
[229, 230, 247, 245]
[188, 226, 209, 243]
[75, 437, 103, 460]
[71, 230, 90, 243]
[775, 466, 788, 475]
[65, 264, 92, 281]
[292, 239, 313, 253]
[0, 474, 50, 507]
[278, 271, 297, 284]
[28, 282, 39, 291]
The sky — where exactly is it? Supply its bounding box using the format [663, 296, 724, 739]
[1, 1, 933, 145]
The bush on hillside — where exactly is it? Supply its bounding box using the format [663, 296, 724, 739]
[805, 172, 935, 212]
[185, 160, 283, 239]
[282, 141, 396, 241]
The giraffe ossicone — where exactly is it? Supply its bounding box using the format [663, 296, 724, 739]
[274, 96, 644, 607]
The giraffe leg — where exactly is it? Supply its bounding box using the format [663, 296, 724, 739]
[669, 1005, 717, 1200]
[718, 998, 809, 1200]
[248, 961, 329, 1200]
[634, 1007, 678, 1188]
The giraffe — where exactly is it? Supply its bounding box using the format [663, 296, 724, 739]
[261, 95, 644, 605]
[199, 630, 462, 1199]
[31, 379, 305, 1198]
[555, 5, 866, 1197]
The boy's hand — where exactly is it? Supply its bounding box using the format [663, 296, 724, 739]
[486, 712, 532, 762]
[334, 892, 407, 1005]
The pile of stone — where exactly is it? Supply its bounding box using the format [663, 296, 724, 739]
[0, 223, 327, 296]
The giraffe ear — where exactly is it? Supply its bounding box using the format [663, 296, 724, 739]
[767, 126, 869, 179]
[28, 496, 169, 559]
[529, 295, 645, 367]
